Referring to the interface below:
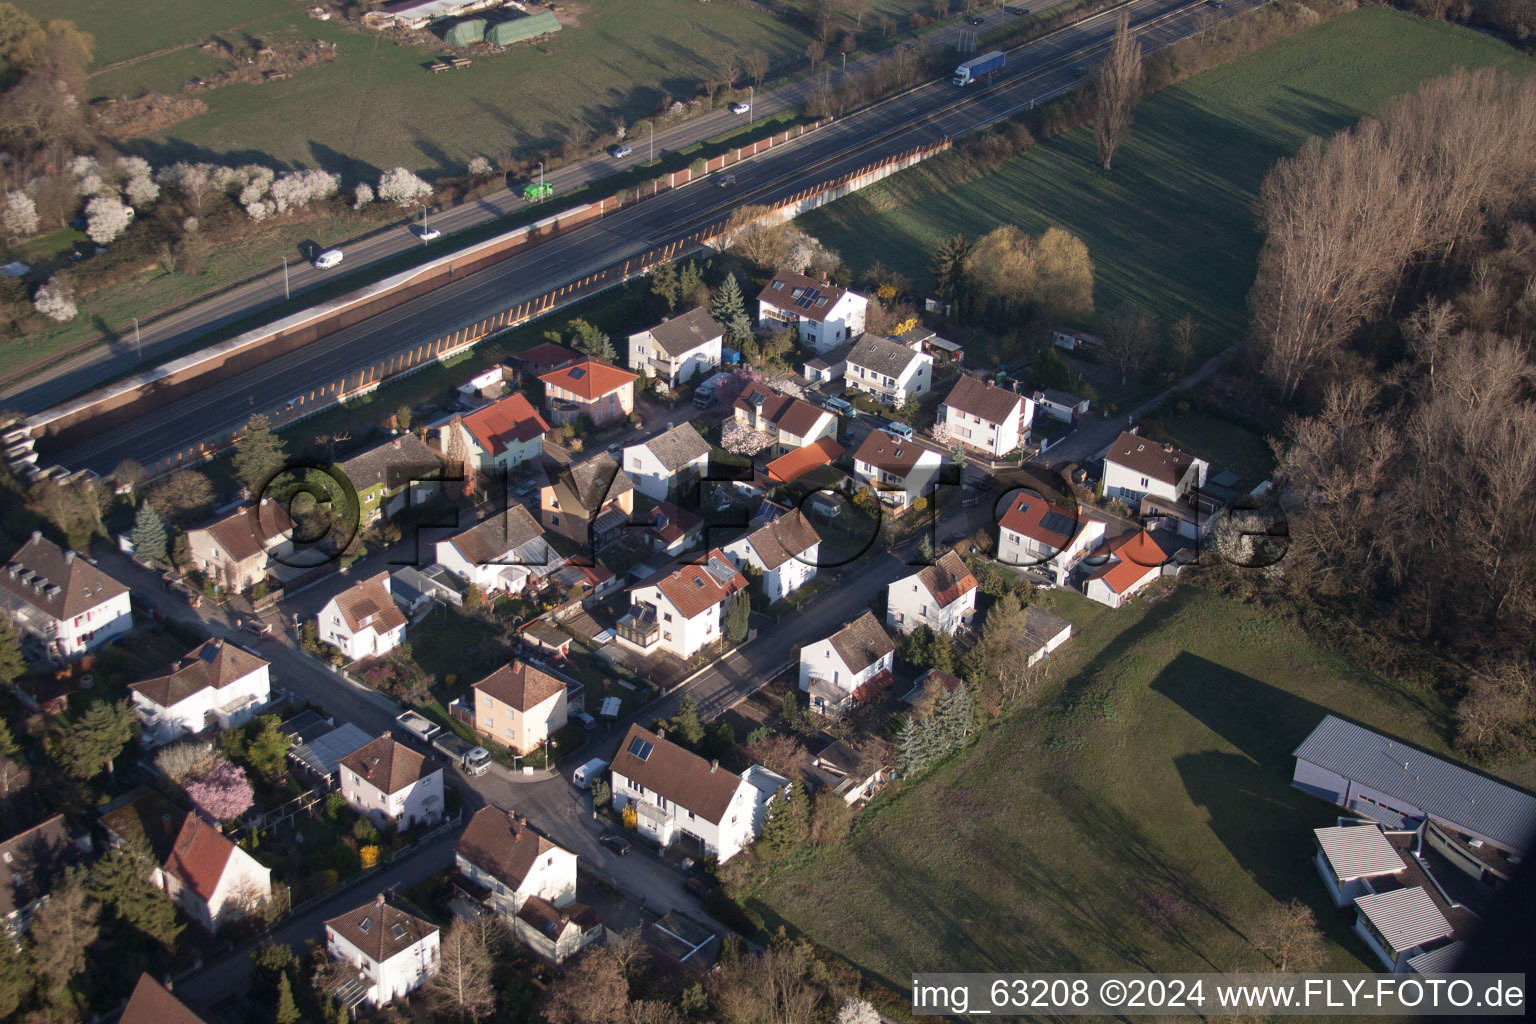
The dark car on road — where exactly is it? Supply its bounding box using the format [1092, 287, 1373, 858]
[967, 15, 985, 23]
[684, 876, 714, 900]
[599, 832, 631, 855]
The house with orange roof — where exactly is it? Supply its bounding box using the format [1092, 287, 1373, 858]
[885, 549, 977, 635]
[615, 550, 747, 659]
[996, 492, 1107, 587]
[539, 359, 637, 427]
[441, 392, 550, 475]
[319, 572, 408, 661]
[186, 500, 295, 594]
[765, 437, 844, 485]
[1083, 529, 1176, 608]
[471, 660, 568, 754]
[155, 813, 271, 932]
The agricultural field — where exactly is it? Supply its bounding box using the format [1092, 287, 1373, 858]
[751, 580, 1519, 987]
[797, 7, 1532, 358]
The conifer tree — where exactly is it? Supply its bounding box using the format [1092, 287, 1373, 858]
[274, 972, 300, 1024]
[761, 783, 808, 851]
[233, 414, 287, 496]
[130, 500, 168, 564]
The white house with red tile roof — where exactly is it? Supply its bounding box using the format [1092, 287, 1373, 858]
[940, 375, 1032, 456]
[155, 815, 271, 932]
[732, 382, 837, 455]
[186, 501, 295, 594]
[798, 612, 896, 717]
[320, 572, 408, 661]
[722, 508, 821, 605]
[1083, 529, 1176, 608]
[996, 493, 1107, 586]
[756, 269, 867, 354]
[628, 307, 724, 387]
[130, 638, 272, 748]
[339, 736, 445, 828]
[540, 359, 638, 426]
[852, 430, 943, 511]
[1102, 431, 1208, 505]
[615, 550, 746, 659]
[442, 393, 549, 474]
[885, 550, 977, 635]
[325, 894, 440, 1006]
[0, 532, 132, 662]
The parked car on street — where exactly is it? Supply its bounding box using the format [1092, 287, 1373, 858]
[600, 832, 631, 855]
[243, 619, 273, 639]
[685, 876, 714, 899]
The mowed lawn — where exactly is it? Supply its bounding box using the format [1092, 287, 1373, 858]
[797, 8, 1531, 356]
[752, 582, 1510, 987]
[14, 0, 292, 67]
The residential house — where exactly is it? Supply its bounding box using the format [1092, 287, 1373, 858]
[844, 334, 933, 408]
[157, 814, 272, 931]
[1083, 529, 1175, 608]
[798, 612, 896, 717]
[732, 383, 837, 456]
[455, 808, 584, 940]
[186, 501, 295, 593]
[1102, 430, 1208, 505]
[756, 269, 867, 354]
[895, 324, 964, 364]
[471, 660, 568, 755]
[1292, 714, 1536, 890]
[1313, 823, 1408, 908]
[539, 359, 637, 427]
[609, 724, 771, 863]
[637, 501, 702, 556]
[628, 307, 724, 387]
[852, 430, 943, 511]
[442, 393, 550, 476]
[514, 893, 604, 965]
[623, 423, 711, 503]
[1353, 888, 1456, 973]
[1, 532, 132, 662]
[643, 911, 720, 972]
[435, 505, 559, 597]
[765, 437, 845, 486]
[884, 549, 977, 635]
[325, 894, 441, 1005]
[802, 340, 852, 385]
[319, 572, 408, 661]
[339, 736, 445, 828]
[0, 814, 83, 936]
[1051, 328, 1102, 352]
[997, 493, 1106, 586]
[615, 550, 746, 660]
[1015, 605, 1072, 667]
[121, 975, 211, 1024]
[130, 638, 272, 749]
[539, 454, 635, 547]
[337, 434, 444, 526]
[1033, 389, 1090, 424]
[723, 508, 821, 605]
[940, 375, 1031, 457]
[515, 341, 579, 378]
[803, 737, 893, 806]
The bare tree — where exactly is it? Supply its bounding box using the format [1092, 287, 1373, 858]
[1094, 13, 1143, 171]
[1249, 898, 1328, 972]
[429, 917, 496, 1022]
[806, 39, 825, 68]
[1101, 303, 1155, 386]
[743, 48, 770, 86]
[542, 945, 629, 1024]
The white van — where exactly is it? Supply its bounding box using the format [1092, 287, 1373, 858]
[313, 248, 343, 269]
[573, 757, 609, 789]
[883, 420, 915, 441]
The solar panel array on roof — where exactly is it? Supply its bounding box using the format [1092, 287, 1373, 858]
[628, 737, 654, 760]
[1039, 509, 1077, 538]
[794, 287, 823, 310]
[569, 367, 586, 379]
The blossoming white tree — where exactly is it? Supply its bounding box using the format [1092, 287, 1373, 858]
[2, 191, 38, 236]
[467, 155, 493, 179]
[378, 167, 432, 209]
[837, 998, 881, 1024]
[268, 169, 339, 214]
[85, 195, 133, 243]
[352, 182, 374, 209]
[34, 279, 77, 322]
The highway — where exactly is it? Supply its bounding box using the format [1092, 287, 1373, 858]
[47, 0, 1254, 476]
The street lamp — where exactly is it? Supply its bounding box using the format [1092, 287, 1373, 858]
[748, 85, 754, 125]
[132, 317, 141, 362]
[281, 255, 290, 300]
[648, 121, 654, 163]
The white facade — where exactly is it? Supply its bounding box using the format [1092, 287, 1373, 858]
[628, 330, 722, 388]
[722, 538, 819, 606]
[319, 581, 406, 662]
[853, 448, 943, 512]
[1084, 562, 1162, 609]
[131, 663, 272, 749]
[455, 844, 578, 917]
[326, 920, 440, 1006]
[885, 573, 976, 636]
[997, 517, 1105, 583]
[845, 349, 933, 407]
[155, 836, 272, 933]
[16, 589, 133, 661]
[1102, 447, 1209, 505]
[340, 763, 444, 829]
[797, 638, 893, 701]
[621, 583, 719, 659]
[609, 768, 760, 864]
[623, 441, 709, 504]
[940, 395, 1031, 457]
[758, 291, 867, 354]
[434, 534, 556, 597]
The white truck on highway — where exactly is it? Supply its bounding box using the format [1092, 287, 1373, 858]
[953, 50, 1006, 86]
[433, 732, 492, 776]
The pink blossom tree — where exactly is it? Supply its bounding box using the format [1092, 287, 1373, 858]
[712, 367, 764, 408]
[186, 757, 255, 823]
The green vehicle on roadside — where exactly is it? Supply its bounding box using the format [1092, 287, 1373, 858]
[523, 181, 554, 203]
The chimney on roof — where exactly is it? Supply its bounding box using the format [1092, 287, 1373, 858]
[393, 438, 402, 449]
[161, 813, 174, 836]
[163, 976, 174, 992]
[655, 727, 666, 740]
[710, 759, 718, 773]
[63, 550, 76, 564]
[376, 892, 385, 906]
[30, 530, 41, 542]
[1164, 444, 1174, 453]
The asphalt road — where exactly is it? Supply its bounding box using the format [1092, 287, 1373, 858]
[42, 0, 1257, 476]
[2, 0, 1087, 413]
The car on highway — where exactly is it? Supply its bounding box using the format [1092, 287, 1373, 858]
[729, 101, 750, 114]
[414, 225, 441, 241]
[717, 174, 736, 188]
[1003, 5, 1028, 12]
[1072, 63, 1087, 77]
[1205, 0, 1227, 6]
[967, 15, 984, 23]
[313, 248, 343, 269]
[599, 832, 631, 855]
[610, 144, 632, 159]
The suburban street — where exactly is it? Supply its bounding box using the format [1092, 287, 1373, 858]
[0, 0, 1089, 412]
[27, 0, 1261, 481]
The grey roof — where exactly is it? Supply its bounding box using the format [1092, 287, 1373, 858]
[826, 612, 895, 675]
[290, 722, 372, 777]
[1314, 824, 1406, 880]
[1017, 606, 1072, 656]
[635, 423, 710, 473]
[1293, 715, 1536, 853]
[1353, 888, 1454, 952]
[645, 307, 723, 358]
[846, 334, 924, 379]
[1408, 941, 1466, 974]
[1035, 388, 1085, 407]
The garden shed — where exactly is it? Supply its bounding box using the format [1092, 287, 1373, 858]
[444, 18, 486, 46]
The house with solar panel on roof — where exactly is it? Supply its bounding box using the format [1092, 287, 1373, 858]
[756, 269, 868, 355]
[539, 359, 638, 427]
[325, 893, 440, 1008]
[435, 505, 560, 598]
[615, 550, 747, 660]
[129, 638, 273, 748]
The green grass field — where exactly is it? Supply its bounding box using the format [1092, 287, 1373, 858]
[752, 580, 1520, 988]
[797, 7, 1531, 355]
[15, 0, 293, 67]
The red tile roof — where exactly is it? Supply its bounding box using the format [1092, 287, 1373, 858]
[609, 724, 744, 824]
[474, 660, 566, 713]
[734, 383, 828, 439]
[1105, 431, 1200, 487]
[162, 815, 236, 904]
[131, 638, 269, 709]
[196, 502, 294, 563]
[517, 342, 579, 373]
[649, 549, 747, 620]
[456, 807, 569, 890]
[330, 572, 407, 637]
[460, 393, 550, 456]
[539, 359, 637, 401]
[121, 974, 211, 1024]
[916, 550, 977, 607]
[340, 736, 437, 795]
[998, 494, 1083, 549]
[1086, 529, 1174, 594]
[765, 437, 845, 484]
